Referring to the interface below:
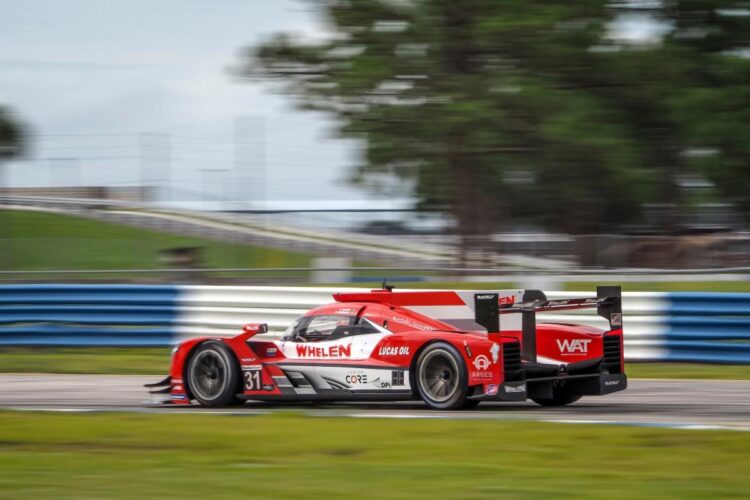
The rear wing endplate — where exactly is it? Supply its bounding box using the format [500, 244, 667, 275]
[474, 286, 622, 362]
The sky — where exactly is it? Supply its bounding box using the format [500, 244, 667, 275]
[0, 1, 669, 212]
[0, 0, 381, 209]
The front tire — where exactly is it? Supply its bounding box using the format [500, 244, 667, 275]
[186, 341, 242, 407]
[415, 342, 470, 410]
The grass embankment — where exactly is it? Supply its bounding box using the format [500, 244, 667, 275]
[3, 210, 750, 291]
[0, 348, 748, 379]
[0, 411, 747, 498]
[0, 209, 313, 271]
[624, 363, 750, 380]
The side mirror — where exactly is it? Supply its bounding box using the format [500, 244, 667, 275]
[243, 323, 268, 334]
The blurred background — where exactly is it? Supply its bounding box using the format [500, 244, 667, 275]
[1, 0, 750, 286]
[0, 3, 749, 498]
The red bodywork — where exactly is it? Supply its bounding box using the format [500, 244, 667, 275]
[158, 288, 627, 406]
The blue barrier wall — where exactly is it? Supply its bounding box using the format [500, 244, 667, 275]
[0, 284, 180, 346]
[0, 285, 749, 364]
[664, 293, 750, 364]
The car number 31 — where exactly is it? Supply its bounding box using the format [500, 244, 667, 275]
[243, 368, 262, 391]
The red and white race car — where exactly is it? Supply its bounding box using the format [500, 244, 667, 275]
[147, 286, 626, 410]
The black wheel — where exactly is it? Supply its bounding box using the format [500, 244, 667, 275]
[415, 342, 470, 410]
[186, 341, 242, 407]
[532, 390, 582, 407]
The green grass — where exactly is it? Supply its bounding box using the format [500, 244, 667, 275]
[0, 209, 313, 271]
[1, 348, 749, 379]
[0, 348, 172, 375]
[625, 362, 750, 380]
[0, 411, 747, 499]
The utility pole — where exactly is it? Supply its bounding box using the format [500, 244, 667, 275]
[199, 168, 228, 210]
[0, 146, 18, 270]
[0, 154, 9, 270]
[234, 115, 265, 212]
[234, 115, 269, 265]
[234, 115, 267, 267]
[138, 133, 171, 203]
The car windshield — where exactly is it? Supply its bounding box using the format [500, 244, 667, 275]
[281, 318, 301, 341]
[282, 315, 355, 342]
[281, 314, 386, 342]
[299, 315, 353, 341]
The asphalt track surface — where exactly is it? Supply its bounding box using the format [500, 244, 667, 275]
[1, 374, 748, 431]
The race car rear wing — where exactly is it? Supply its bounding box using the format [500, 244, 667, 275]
[474, 286, 622, 362]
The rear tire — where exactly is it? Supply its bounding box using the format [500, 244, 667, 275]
[532, 390, 581, 407]
[415, 342, 470, 410]
[186, 341, 242, 407]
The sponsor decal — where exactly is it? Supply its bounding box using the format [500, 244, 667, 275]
[378, 346, 410, 356]
[477, 294, 516, 306]
[471, 371, 493, 379]
[486, 384, 498, 396]
[472, 355, 491, 371]
[464, 343, 473, 358]
[477, 294, 515, 305]
[490, 343, 500, 364]
[391, 316, 436, 331]
[295, 343, 351, 358]
[504, 383, 526, 393]
[374, 378, 392, 389]
[344, 371, 392, 389]
[604, 380, 620, 386]
[266, 347, 278, 356]
[391, 371, 405, 386]
[345, 370, 368, 384]
[262, 384, 275, 391]
[172, 394, 187, 400]
[498, 295, 516, 305]
[551, 298, 598, 306]
[556, 338, 592, 354]
[611, 313, 622, 327]
[241, 357, 257, 363]
[335, 308, 355, 315]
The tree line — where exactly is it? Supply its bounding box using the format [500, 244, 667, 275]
[245, 0, 750, 245]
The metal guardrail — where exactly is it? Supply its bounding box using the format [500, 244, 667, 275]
[0, 284, 747, 363]
[0, 197, 455, 266]
[0, 194, 135, 209]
